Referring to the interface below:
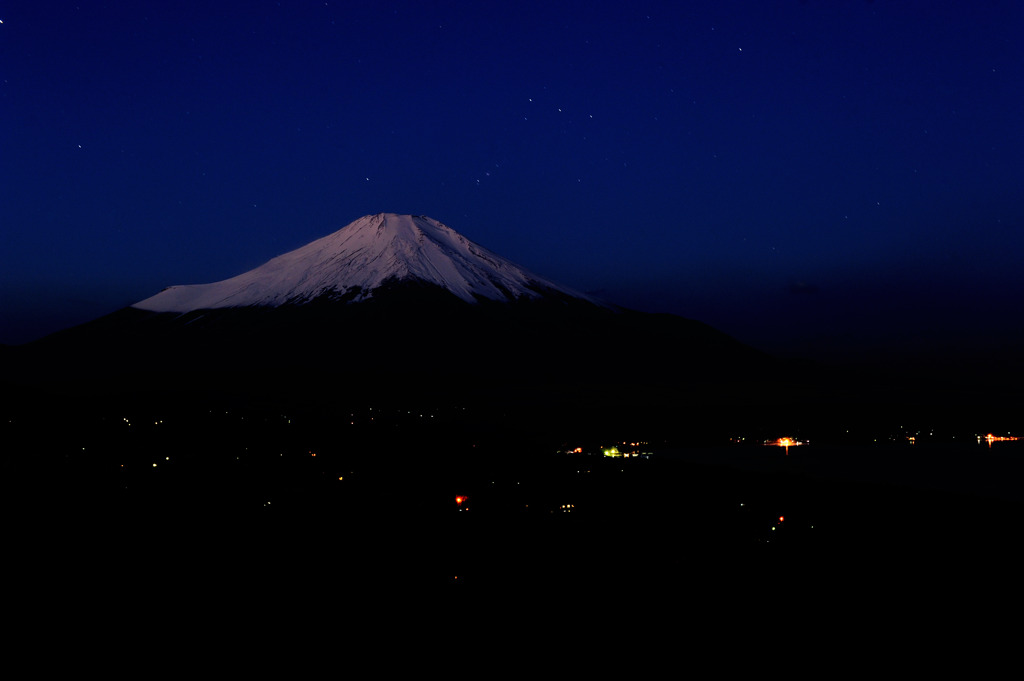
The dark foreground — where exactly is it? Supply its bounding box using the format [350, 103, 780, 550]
[6, 399, 1021, 631]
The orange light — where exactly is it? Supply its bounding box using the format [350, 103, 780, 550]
[778, 516, 785, 522]
[455, 496, 466, 506]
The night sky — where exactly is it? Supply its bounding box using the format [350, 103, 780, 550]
[2, 1, 1021, 366]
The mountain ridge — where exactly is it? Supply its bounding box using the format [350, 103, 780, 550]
[134, 213, 601, 313]
[4, 213, 782, 426]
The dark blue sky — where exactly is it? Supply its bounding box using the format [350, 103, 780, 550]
[2, 1, 1022, 364]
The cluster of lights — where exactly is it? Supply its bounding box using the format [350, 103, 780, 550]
[565, 442, 659, 457]
[601, 443, 650, 458]
[766, 437, 806, 453]
[980, 433, 1021, 447]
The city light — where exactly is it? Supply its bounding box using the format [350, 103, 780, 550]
[981, 433, 1021, 447]
[766, 437, 806, 453]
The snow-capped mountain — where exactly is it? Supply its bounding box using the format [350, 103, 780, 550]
[134, 213, 597, 312]
[8, 211, 771, 406]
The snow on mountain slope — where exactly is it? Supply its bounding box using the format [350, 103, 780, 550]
[133, 213, 598, 313]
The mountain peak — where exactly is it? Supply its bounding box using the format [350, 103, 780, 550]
[133, 213, 597, 313]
